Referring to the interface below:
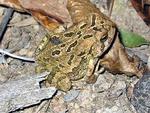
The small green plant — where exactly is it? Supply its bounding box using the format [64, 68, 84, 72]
[119, 28, 150, 48]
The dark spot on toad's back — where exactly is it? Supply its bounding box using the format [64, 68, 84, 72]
[100, 21, 104, 24]
[78, 34, 82, 38]
[52, 50, 61, 56]
[59, 64, 65, 68]
[77, 31, 82, 35]
[91, 14, 96, 26]
[83, 34, 93, 39]
[80, 23, 87, 29]
[68, 55, 74, 65]
[64, 32, 74, 37]
[93, 27, 102, 31]
[60, 44, 66, 47]
[66, 40, 78, 52]
[77, 51, 86, 56]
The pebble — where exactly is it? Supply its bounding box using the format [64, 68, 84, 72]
[64, 89, 80, 102]
[107, 80, 126, 99]
[93, 72, 115, 92]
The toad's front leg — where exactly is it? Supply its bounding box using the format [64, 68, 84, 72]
[86, 58, 99, 84]
[47, 71, 72, 92]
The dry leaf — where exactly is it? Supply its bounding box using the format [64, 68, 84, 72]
[131, 0, 150, 25]
[100, 34, 145, 77]
[0, 0, 72, 31]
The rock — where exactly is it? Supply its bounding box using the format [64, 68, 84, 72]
[107, 80, 126, 99]
[50, 95, 68, 113]
[93, 72, 115, 92]
[64, 89, 80, 102]
[131, 72, 150, 113]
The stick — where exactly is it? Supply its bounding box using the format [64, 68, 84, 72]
[0, 8, 14, 42]
[0, 49, 35, 62]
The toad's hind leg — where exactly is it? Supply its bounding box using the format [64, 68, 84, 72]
[47, 72, 72, 92]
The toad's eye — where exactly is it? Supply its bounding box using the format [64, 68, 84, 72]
[100, 35, 108, 43]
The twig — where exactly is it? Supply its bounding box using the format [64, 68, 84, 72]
[0, 49, 35, 62]
[0, 8, 14, 42]
[108, 0, 115, 17]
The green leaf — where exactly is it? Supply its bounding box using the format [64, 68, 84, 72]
[119, 28, 150, 48]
